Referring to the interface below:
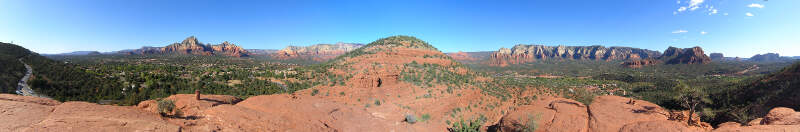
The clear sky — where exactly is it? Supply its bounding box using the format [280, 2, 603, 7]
[1, 0, 798, 57]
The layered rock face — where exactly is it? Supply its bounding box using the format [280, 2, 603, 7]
[122, 36, 249, 57]
[489, 44, 661, 66]
[659, 46, 712, 64]
[621, 46, 712, 67]
[622, 59, 660, 68]
[270, 42, 363, 61]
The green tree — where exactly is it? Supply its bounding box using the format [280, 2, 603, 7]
[673, 81, 710, 126]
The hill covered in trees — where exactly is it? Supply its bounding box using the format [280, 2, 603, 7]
[0, 42, 123, 102]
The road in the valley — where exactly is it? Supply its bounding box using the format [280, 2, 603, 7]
[16, 58, 47, 98]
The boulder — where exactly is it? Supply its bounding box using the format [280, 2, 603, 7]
[712, 107, 800, 131]
[761, 107, 800, 125]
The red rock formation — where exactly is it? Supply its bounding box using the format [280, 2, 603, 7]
[210, 41, 248, 57]
[714, 107, 800, 132]
[622, 59, 661, 68]
[121, 36, 249, 57]
[488, 45, 661, 66]
[660, 46, 712, 64]
[270, 42, 363, 61]
[447, 51, 475, 61]
[761, 107, 800, 125]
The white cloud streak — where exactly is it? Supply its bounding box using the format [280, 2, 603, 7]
[672, 30, 689, 34]
[746, 12, 754, 16]
[748, 3, 765, 8]
[675, 0, 707, 14]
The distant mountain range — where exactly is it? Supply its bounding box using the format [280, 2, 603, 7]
[467, 44, 712, 67]
[45, 37, 797, 65]
[117, 36, 249, 57]
[44, 51, 102, 56]
[47, 36, 363, 62]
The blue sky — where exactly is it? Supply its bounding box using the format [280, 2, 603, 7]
[1, 0, 798, 57]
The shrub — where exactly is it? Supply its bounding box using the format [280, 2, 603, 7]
[374, 100, 381, 106]
[157, 99, 177, 117]
[311, 89, 319, 96]
[449, 118, 482, 132]
[421, 114, 431, 122]
[522, 114, 540, 132]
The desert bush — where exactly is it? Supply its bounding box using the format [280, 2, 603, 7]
[311, 89, 319, 96]
[421, 114, 431, 122]
[448, 118, 482, 132]
[157, 99, 177, 117]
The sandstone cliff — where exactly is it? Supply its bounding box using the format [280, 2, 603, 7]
[622, 59, 660, 68]
[488, 44, 661, 66]
[659, 46, 711, 64]
[121, 36, 249, 57]
[269, 42, 363, 61]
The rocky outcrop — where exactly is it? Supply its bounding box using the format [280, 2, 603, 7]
[210, 41, 248, 57]
[0, 94, 60, 131]
[710, 53, 724, 60]
[447, 51, 493, 62]
[121, 36, 249, 57]
[137, 94, 241, 117]
[498, 97, 589, 132]
[270, 42, 363, 61]
[447, 51, 476, 61]
[497, 95, 712, 132]
[761, 107, 800, 125]
[0, 94, 180, 132]
[245, 49, 279, 55]
[714, 107, 800, 132]
[660, 46, 711, 64]
[749, 53, 789, 62]
[622, 59, 661, 68]
[489, 45, 661, 66]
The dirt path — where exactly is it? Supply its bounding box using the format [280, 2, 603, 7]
[735, 64, 759, 75]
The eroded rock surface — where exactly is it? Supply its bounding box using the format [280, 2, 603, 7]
[498, 97, 589, 132]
